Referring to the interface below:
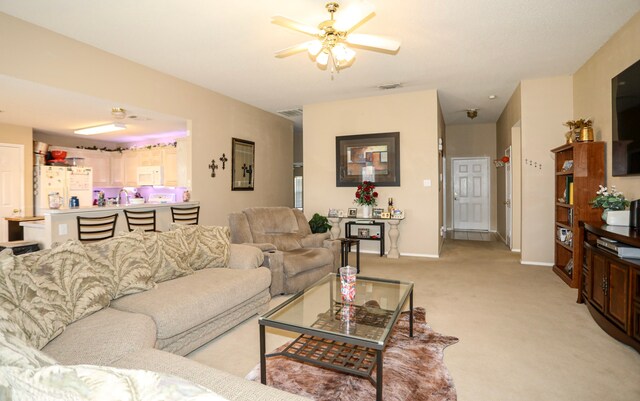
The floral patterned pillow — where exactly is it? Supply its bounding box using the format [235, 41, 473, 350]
[0, 309, 57, 369]
[84, 231, 155, 299]
[141, 230, 194, 282]
[170, 224, 231, 270]
[0, 249, 67, 349]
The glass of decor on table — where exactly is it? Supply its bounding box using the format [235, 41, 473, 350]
[340, 266, 357, 302]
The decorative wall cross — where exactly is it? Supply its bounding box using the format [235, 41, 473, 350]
[208, 159, 219, 177]
[219, 153, 228, 170]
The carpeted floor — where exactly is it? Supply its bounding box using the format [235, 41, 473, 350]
[189, 239, 640, 401]
[246, 307, 458, 401]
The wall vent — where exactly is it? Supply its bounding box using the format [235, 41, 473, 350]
[277, 108, 303, 118]
[377, 83, 402, 90]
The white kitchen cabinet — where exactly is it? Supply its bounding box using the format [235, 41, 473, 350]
[82, 150, 111, 186]
[162, 147, 178, 187]
[176, 137, 191, 188]
[109, 152, 124, 187]
[138, 148, 163, 166]
[123, 150, 139, 187]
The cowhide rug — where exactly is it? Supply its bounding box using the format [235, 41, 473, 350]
[246, 307, 458, 401]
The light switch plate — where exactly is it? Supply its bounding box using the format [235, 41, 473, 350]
[423, 179, 432, 187]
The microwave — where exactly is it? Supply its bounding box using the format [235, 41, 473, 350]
[137, 166, 163, 186]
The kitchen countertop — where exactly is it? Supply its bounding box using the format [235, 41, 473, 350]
[4, 216, 45, 222]
[40, 201, 199, 215]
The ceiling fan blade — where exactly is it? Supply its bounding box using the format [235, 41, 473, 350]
[346, 33, 401, 53]
[334, 4, 376, 34]
[275, 41, 316, 58]
[272, 16, 320, 36]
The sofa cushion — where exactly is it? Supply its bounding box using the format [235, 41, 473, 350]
[254, 233, 302, 251]
[0, 309, 57, 369]
[292, 208, 313, 236]
[227, 244, 264, 269]
[110, 267, 271, 340]
[110, 348, 309, 401]
[84, 230, 155, 299]
[282, 248, 334, 277]
[142, 230, 194, 282]
[0, 364, 229, 401]
[42, 308, 156, 366]
[244, 207, 300, 234]
[171, 224, 231, 270]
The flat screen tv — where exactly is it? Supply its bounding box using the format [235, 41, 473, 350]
[612, 59, 640, 176]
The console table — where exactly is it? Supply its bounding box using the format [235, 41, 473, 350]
[580, 222, 640, 353]
[328, 217, 404, 259]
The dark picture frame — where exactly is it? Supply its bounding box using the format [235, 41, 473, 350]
[336, 132, 400, 187]
[231, 138, 255, 191]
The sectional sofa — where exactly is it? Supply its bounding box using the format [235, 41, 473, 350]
[0, 225, 308, 400]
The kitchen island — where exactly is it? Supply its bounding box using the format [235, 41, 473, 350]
[22, 201, 199, 249]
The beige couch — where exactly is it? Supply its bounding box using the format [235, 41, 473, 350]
[0, 225, 308, 401]
[229, 207, 341, 295]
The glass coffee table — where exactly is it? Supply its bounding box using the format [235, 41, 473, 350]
[259, 274, 414, 401]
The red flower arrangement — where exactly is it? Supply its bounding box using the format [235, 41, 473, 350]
[354, 181, 379, 206]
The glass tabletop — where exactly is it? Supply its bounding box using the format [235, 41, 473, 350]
[260, 274, 413, 346]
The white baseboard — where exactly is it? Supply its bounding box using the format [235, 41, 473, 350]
[511, 248, 521, 252]
[358, 250, 440, 259]
[520, 260, 554, 266]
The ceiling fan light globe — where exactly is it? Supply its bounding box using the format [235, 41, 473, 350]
[316, 50, 330, 66]
[307, 40, 323, 57]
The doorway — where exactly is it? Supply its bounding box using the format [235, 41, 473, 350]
[452, 157, 490, 231]
[0, 143, 25, 242]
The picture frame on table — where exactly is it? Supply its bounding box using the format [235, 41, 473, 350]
[372, 208, 384, 218]
[328, 208, 339, 218]
[380, 212, 391, 219]
[391, 209, 404, 219]
[357, 228, 370, 238]
[337, 210, 345, 217]
[347, 208, 358, 218]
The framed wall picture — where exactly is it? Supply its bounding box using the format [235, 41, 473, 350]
[347, 208, 357, 218]
[336, 132, 400, 187]
[372, 208, 384, 218]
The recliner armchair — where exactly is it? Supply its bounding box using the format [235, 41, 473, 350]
[228, 207, 340, 295]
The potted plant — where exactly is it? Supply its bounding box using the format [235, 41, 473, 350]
[354, 181, 379, 218]
[563, 119, 594, 142]
[309, 213, 331, 233]
[591, 185, 630, 222]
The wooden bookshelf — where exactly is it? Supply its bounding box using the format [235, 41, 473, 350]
[551, 142, 604, 288]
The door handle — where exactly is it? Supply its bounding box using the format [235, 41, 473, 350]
[454, 192, 458, 201]
[504, 200, 511, 206]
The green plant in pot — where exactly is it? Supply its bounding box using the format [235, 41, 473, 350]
[309, 213, 331, 233]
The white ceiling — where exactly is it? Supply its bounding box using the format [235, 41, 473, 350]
[0, 0, 639, 135]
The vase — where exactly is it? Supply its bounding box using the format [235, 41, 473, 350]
[361, 205, 372, 218]
[602, 209, 609, 221]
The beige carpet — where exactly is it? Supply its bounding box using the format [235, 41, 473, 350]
[189, 239, 640, 401]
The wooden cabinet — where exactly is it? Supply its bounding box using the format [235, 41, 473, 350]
[138, 148, 163, 166]
[582, 223, 640, 353]
[123, 150, 139, 187]
[162, 147, 178, 187]
[109, 153, 124, 187]
[82, 150, 111, 186]
[551, 142, 604, 288]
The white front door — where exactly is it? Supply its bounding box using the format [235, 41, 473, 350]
[452, 157, 490, 230]
[0, 144, 25, 242]
[505, 147, 512, 248]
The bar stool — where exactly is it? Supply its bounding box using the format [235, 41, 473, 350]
[76, 214, 119, 243]
[339, 238, 360, 273]
[171, 206, 200, 225]
[123, 209, 157, 232]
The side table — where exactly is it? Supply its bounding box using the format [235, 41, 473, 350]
[338, 238, 360, 273]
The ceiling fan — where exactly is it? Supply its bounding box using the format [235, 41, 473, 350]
[272, 2, 401, 71]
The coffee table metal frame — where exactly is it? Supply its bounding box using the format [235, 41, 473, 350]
[259, 274, 414, 401]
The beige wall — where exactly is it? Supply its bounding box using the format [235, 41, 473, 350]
[496, 85, 522, 250]
[0, 13, 293, 224]
[573, 11, 640, 201]
[0, 122, 33, 216]
[304, 90, 442, 257]
[445, 123, 497, 231]
[520, 76, 573, 265]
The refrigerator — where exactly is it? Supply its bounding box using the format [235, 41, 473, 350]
[35, 166, 93, 215]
